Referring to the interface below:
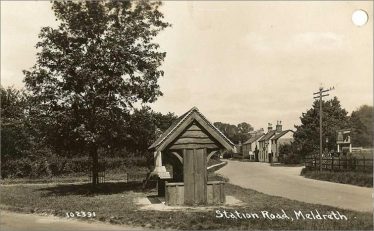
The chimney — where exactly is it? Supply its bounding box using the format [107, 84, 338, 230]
[276, 120, 282, 133]
[267, 123, 273, 132]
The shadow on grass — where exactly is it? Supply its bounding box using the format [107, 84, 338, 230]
[37, 181, 151, 197]
[147, 195, 162, 204]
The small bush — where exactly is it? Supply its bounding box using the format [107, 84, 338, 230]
[280, 153, 301, 164]
[222, 151, 234, 159]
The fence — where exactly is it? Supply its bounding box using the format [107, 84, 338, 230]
[305, 156, 373, 172]
[88, 161, 148, 183]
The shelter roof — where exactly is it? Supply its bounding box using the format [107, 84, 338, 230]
[149, 107, 235, 152]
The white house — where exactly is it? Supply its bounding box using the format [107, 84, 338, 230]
[242, 129, 265, 160]
[259, 121, 294, 163]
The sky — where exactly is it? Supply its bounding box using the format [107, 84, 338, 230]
[1, 1, 373, 131]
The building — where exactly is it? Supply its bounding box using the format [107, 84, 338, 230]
[337, 129, 352, 154]
[259, 121, 294, 163]
[242, 129, 265, 160]
[270, 130, 294, 162]
[258, 123, 276, 162]
[148, 107, 235, 205]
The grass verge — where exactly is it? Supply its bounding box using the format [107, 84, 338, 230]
[300, 168, 373, 187]
[1, 177, 372, 230]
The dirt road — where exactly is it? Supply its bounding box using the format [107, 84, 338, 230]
[217, 160, 373, 212]
[0, 211, 141, 231]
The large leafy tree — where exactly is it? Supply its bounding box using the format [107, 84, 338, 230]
[126, 106, 176, 154]
[24, 1, 170, 185]
[0, 86, 30, 161]
[350, 105, 373, 148]
[213, 122, 253, 143]
[293, 97, 349, 157]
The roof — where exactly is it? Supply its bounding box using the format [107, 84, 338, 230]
[258, 130, 276, 142]
[148, 107, 235, 152]
[243, 133, 265, 145]
[271, 130, 294, 140]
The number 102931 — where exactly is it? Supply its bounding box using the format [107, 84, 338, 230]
[66, 211, 96, 218]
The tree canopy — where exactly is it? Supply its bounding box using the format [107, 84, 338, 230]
[213, 122, 254, 144]
[0, 87, 31, 160]
[350, 105, 373, 148]
[23, 1, 170, 185]
[293, 97, 350, 157]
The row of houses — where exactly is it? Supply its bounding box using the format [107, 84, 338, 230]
[240, 121, 294, 163]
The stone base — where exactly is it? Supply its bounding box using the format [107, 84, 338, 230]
[152, 166, 171, 179]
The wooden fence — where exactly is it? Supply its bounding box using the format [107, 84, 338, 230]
[305, 156, 373, 172]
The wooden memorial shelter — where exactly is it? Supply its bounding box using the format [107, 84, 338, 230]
[149, 107, 235, 206]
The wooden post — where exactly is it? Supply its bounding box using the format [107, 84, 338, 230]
[165, 181, 169, 205]
[158, 179, 166, 197]
[363, 157, 366, 172]
[338, 158, 340, 171]
[331, 157, 334, 171]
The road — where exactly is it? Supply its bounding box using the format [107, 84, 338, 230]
[217, 160, 373, 212]
[0, 211, 141, 231]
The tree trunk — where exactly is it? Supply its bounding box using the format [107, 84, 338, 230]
[91, 146, 99, 186]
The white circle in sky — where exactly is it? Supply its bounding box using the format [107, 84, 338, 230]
[352, 9, 368, 26]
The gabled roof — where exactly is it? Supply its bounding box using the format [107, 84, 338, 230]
[258, 130, 276, 142]
[243, 133, 265, 145]
[149, 107, 235, 152]
[271, 130, 294, 140]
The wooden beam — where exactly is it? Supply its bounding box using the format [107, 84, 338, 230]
[174, 137, 215, 145]
[186, 124, 201, 131]
[156, 115, 196, 152]
[207, 150, 219, 163]
[192, 114, 235, 152]
[180, 130, 209, 138]
[169, 143, 219, 150]
[170, 151, 183, 164]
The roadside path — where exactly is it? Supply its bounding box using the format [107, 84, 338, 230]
[0, 211, 142, 231]
[217, 160, 373, 212]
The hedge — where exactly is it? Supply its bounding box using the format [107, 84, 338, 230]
[1, 155, 149, 179]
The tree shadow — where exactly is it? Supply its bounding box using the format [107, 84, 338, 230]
[37, 181, 154, 197]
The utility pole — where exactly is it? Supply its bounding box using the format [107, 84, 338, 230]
[313, 86, 334, 171]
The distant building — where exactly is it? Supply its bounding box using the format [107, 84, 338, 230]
[337, 129, 352, 154]
[259, 121, 294, 163]
[242, 129, 265, 160]
[270, 131, 294, 162]
[258, 123, 276, 162]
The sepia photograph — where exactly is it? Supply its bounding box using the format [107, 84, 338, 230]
[0, 0, 373, 230]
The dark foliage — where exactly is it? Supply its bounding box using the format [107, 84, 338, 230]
[278, 143, 301, 164]
[350, 105, 373, 148]
[22, 1, 170, 184]
[213, 122, 254, 144]
[293, 97, 350, 158]
[1, 155, 148, 179]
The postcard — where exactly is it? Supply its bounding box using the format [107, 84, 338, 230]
[1, 1, 373, 230]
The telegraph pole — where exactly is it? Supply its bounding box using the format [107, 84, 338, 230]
[313, 86, 334, 171]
